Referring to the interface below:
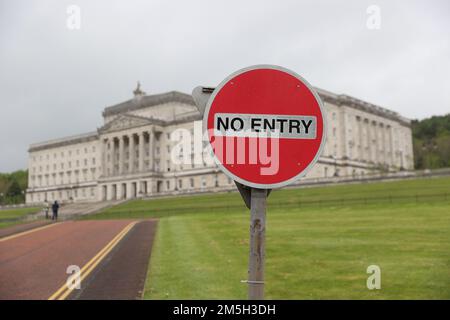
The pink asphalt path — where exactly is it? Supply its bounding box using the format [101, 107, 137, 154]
[0, 220, 135, 300]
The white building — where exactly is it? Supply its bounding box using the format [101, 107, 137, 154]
[26, 84, 414, 204]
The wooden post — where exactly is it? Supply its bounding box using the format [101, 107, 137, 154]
[248, 188, 267, 300]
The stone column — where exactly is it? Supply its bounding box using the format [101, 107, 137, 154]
[380, 124, 386, 166]
[386, 126, 392, 166]
[139, 132, 145, 172]
[127, 182, 133, 199]
[101, 138, 106, 177]
[373, 122, 378, 164]
[110, 138, 116, 176]
[147, 179, 152, 195]
[107, 184, 112, 201]
[369, 122, 374, 164]
[358, 118, 363, 161]
[116, 184, 121, 200]
[363, 120, 368, 161]
[129, 134, 136, 173]
[366, 120, 372, 162]
[119, 136, 124, 175]
[389, 126, 395, 166]
[136, 181, 141, 197]
[377, 124, 381, 163]
[341, 110, 347, 159]
[149, 129, 154, 171]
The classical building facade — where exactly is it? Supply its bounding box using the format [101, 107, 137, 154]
[26, 85, 414, 204]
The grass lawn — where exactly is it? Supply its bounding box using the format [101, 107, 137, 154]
[0, 207, 41, 229]
[87, 177, 450, 299]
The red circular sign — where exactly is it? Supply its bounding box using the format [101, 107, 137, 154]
[204, 65, 326, 189]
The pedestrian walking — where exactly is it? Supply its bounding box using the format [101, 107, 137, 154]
[52, 200, 59, 221]
[43, 200, 49, 219]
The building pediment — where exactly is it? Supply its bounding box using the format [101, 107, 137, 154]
[98, 114, 153, 134]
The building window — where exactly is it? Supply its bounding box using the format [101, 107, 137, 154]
[178, 179, 183, 189]
[190, 178, 194, 188]
[166, 180, 170, 190]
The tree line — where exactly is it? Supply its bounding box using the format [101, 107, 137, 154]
[412, 113, 450, 169]
[0, 170, 27, 205]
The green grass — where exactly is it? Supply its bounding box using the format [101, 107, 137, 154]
[86, 177, 450, 299]
[0, 207, 40, 229]
[87, 176, 450, 218]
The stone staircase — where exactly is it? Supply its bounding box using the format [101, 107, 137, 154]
[34, 200, 126, 220]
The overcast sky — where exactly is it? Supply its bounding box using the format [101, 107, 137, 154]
[0, 0, 449, 172]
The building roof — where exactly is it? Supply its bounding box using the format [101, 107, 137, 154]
[29, 87, 411, 153]
[103, 91, 195, 117]
[29, 131, 98, 152]
[103, 88, 410, 126]
[314, 87, 411, 126]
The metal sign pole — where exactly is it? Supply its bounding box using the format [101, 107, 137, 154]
[248, 187, 267, 300]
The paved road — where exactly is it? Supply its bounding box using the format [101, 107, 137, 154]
[69, 220, 157, 300]
[0, 220, 52, 239]
[0, 220, 156, 300]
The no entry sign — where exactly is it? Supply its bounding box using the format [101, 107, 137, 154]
[204, 65, 326, 189]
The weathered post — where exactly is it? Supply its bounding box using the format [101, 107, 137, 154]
[248, 188, 267, 299]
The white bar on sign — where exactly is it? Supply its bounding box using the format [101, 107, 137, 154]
[214, 113, 317, 139]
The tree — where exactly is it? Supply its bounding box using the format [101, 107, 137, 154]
[6, 180, 22, 197]
[412, 114, 450, 170]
